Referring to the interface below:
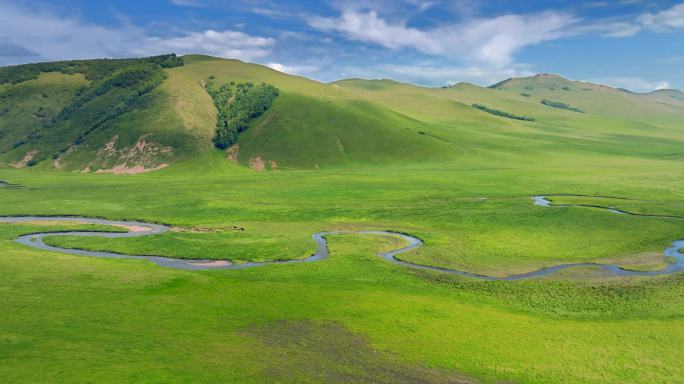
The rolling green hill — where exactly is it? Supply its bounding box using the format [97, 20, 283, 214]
[0, 54, 201, 173]
[487, 73, 684, 120]
[643, 88, 684, 108]
[1, 55, 683, 172]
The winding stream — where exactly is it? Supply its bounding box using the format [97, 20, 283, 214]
[0, 216, 423, 271]
[0, 196, 682, 279]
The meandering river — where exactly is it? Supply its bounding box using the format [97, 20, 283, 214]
[1, 196, 682, 279]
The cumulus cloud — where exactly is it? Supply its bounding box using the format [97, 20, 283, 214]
[266, 62, 319, 76]
[309, 11, 441, 53]
[588, 3, 684, 38]
[140, 30, 274, 60]
[639, 3, 684, 31]
[310, 2, 684, 68]
[309, 9, 578, 67]
[583, 21, 643, 37]
[169, 0, 205, 7]
[0, 2, 143, 63]
[305, 3, 683, 88]
[1, 0, 681, 90]
[454, 12, 577, 66]
[340, 63, 535, 87]
[0, 1, 274, 65]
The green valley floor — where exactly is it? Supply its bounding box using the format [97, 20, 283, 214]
[1, 153, 683, 383]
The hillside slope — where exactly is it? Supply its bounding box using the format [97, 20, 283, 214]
[487, 73, 684, 120]
[642, 89, 684, 109]
[161, 55, 470, 169]
[0, 54, 208, 173]
[333, 74, 684, 163]
[1, 55, 683, 171]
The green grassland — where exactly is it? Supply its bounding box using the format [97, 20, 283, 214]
[0, 72, 89, 159]
[1, 219, 683, 383]
[0, 55, 683, 383]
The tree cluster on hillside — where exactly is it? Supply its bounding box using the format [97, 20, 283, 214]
[0, 54, 183, 85]
[205, 79, 279, 149]
[540, 99, 584, 113]
[472, 104, 535, 121]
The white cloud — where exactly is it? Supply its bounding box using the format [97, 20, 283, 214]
[309, 2, 684, 72]
[590, 3, 684, 38]
[309, 9, 578, 67]
[454, 12, 577, 66]
[266, 62, 319, 76]
[582, 21, 642, 37]
[0, 2, 143, 63]
[588, 77, 671, 92]
[309, 11, 441, 53]
[140, 30, 274, 60]
[1, 0, 681, 91]
[340, 63, 535, 87]
[169, 0, 205, 7]
[408, 0, 436, 12]
[639, 3, 684, 31]
[0, 2, 274, 65]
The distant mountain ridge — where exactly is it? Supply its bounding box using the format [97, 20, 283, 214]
[488, 73, 680, 94]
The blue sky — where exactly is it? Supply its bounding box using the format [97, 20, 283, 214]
[1, 0, 683, 91]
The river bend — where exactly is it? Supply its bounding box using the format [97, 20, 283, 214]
[1, 196, 682, 279]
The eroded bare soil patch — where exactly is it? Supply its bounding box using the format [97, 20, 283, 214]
[11, 150, 37, 168]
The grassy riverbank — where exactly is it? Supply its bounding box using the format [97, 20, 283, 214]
[0, 222, 682, 383]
